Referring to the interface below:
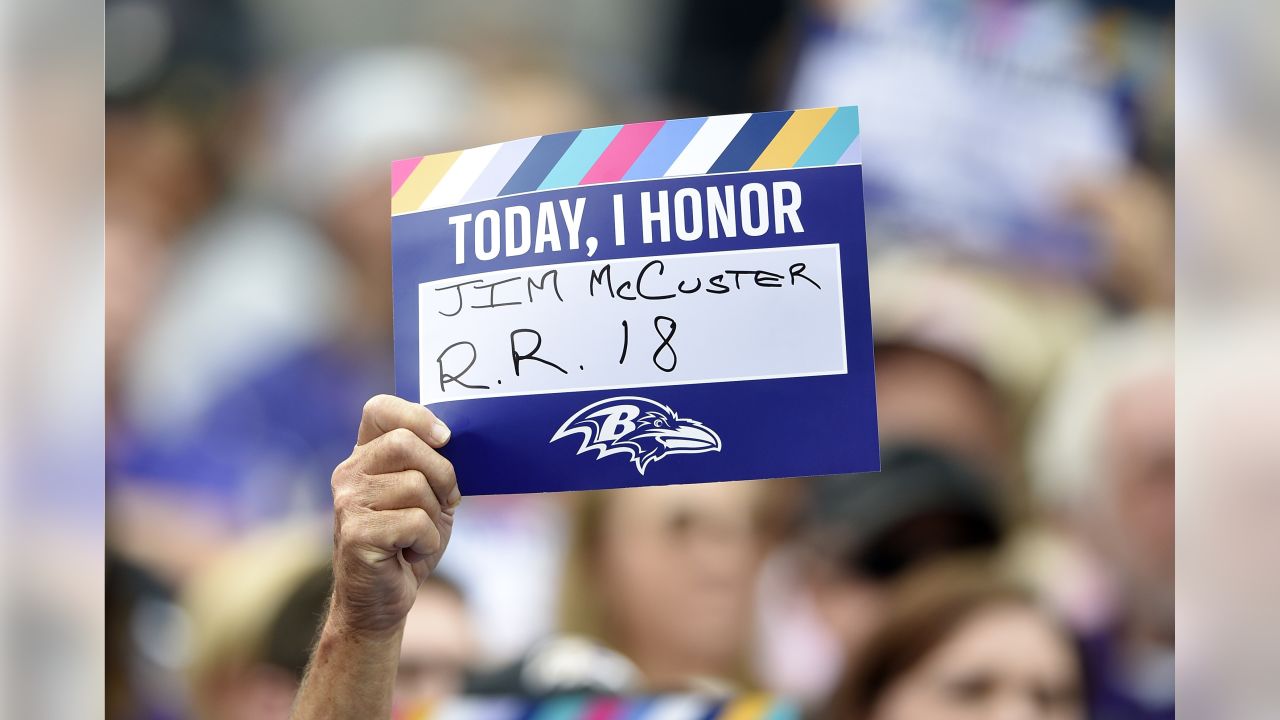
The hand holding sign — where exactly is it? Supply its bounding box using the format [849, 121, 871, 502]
[328, 394, 459, 638]
[293, 395, 459, 720]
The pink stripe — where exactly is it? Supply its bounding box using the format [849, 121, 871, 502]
[581, 697, 625, 720]
[390, 156, 424, 196]
[580, 120, 664, 185]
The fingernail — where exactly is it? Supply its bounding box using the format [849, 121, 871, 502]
[430, 420, 451, 446]
[448, 488, 463, 508]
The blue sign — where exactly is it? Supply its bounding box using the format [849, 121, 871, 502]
[391, 109, 879, 494]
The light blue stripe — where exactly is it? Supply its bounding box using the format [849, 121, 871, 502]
[538, 124, 623, 190]
[622, 116, 707, 181]
[461, 135, 540, 204]
[838, 134, 863, 165]
[794, 106, 860, 167]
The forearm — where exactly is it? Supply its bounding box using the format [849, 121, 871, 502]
[291, 609, 404, 720]
[297, 395, 458, 718]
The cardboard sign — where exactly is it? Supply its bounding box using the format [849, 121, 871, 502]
[392, 107, 878, 494]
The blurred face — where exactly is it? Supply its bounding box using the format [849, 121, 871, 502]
[322, 172, 394, 337]
[1097, 370, 1175, 632]
[396, 584, 478, 703]
[874, 347, 1011, 488]
[810, 563, 889, 661]
[594, 482, 762, 685]
[105, 201, 171, 392]
[325, 173, 391, 274]
[872, 605, 1083, 720]
[106, 111, 219, 234]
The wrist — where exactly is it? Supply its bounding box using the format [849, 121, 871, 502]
[322, 601, 407, 649]
[292, 599, 404, 719]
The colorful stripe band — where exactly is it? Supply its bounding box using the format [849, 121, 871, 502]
[622, 117, 705, 181]
[391, 106, 861, 216]
[393, 695, 799, 720]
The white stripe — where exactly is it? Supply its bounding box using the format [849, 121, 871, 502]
[420, 142, 504, 211]
[663, 113, 751, 177]
[430, 697, 522, 720]
[644, 696, 712, 720]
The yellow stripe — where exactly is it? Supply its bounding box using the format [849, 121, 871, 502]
[717, 694, 771, 720]
[398, 698, 434, 719]
[391, 151, 462, 215]
[750, 107, 839, 171]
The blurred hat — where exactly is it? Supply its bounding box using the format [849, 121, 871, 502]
[269, 48, 478, 212]
[803, 444, 1005, 581]
[182, 520, 331, 708]
[106, 0, 259, 112]
[869, 249, 1100, 420]
[1028, 310, 1172, 511]
[465, 634, 643, 697]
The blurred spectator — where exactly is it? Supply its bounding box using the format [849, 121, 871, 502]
[182, 522, 331, 720]
[122, 46, 474, 510]
[790, 0, 1128, 278]
[434, 493, 570, 664]
[787, 0, 1175, 310]
[105, 0, 264, 395]
[474, 482, 766, 695]
[105, 0, 262, 429]
[1028, 312, 1173, 720]
[106, 0, 259, 115]
[121, 48, 606, 666]
[804, 446, 1005, 642]
[106, 0, 260, 235]
[104, 0, 316, 583]
[869, 251, 1099, 511]
[109, 49, 480, 580]
[1065, 167, 1173, 310]
[396, 576, 480, 703]
[181, 521, 479, 717]
[663, 0, 798, 115]
[874, 344, 1015, 499]
[754, 445, 1005, 704]
[106, 195, 175, 418]
[824, 559, 1085, 720]
[107, 551, 186, 720]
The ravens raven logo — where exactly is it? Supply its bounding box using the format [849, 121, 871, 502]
[551, 396, 722, 475]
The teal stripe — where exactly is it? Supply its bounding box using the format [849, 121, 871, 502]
[538, 124, 623, 190]
[794, 106, 860, 167]
[762, 700, 803, 720]
[529, 695, 588, 720]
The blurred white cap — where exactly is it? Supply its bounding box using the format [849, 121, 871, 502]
[270, 47, 477, 212]
[869, 248, 1100, 419]
[1028, 311, 1173, 511]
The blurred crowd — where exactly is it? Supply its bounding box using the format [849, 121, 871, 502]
[104, 0, 1173, 719]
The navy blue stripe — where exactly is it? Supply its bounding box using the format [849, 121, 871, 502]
[694, 700, 727, 720]
[707, 110, 794, 174]
[499, 130, 581, 196]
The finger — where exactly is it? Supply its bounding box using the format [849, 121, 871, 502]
[360, 470, 442, 518]
[357, 394, 451, 448]
[347, 507, 441, 559]
[359, 428, 461, 508]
